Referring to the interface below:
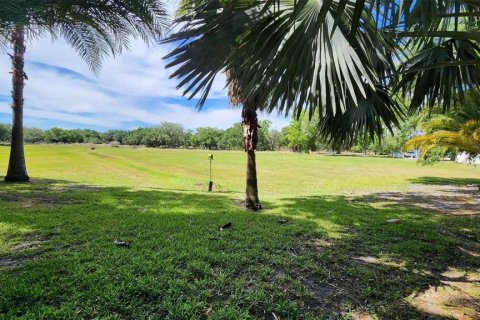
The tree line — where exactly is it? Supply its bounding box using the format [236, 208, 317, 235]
[0, 120, 285, 150]
[0, 115, 420, 155]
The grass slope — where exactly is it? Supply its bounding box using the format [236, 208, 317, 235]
[0, 145, 479, 319]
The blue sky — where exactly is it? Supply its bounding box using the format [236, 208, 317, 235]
[0, 37, 290, 132]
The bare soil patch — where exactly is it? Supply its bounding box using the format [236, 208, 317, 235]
[350, 183, 479, 215]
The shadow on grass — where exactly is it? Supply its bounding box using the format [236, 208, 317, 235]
[0, 179, 478, 319]
[411, 176, 480, 187]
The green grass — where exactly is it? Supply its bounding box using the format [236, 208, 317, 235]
[0, 145, 479, 319]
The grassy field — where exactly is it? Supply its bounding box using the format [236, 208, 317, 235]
[0, 145, 479, 319]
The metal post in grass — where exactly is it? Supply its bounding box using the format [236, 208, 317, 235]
[208, 153, 214, 191]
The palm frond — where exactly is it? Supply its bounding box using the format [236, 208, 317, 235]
[405, 117, 480, 159]
[398, 38, 480, 113]
[1, 0, 168, 73]
[318, 85, 403, 147]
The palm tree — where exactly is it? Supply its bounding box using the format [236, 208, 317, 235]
[405, 103, 480, 162]
[164, 0, 405, 208]
[0, 0, 167, 182]
[164, 2, 264, 209]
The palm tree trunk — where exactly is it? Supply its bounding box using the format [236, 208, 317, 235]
[242, 101, 261, 210]
[5, 27, 29, 182]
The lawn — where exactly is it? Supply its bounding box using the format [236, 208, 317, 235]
[0, 145, 479, 319]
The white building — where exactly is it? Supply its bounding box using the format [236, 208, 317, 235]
[456, 151, 480, 164]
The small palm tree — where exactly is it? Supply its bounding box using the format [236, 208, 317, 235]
[405, 114, 480, 162]
[0, 0, 167, 182]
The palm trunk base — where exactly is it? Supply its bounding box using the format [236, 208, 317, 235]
[245, 198, 262, 210]
[5, 171, 29, 182]
[245, 149, 261, 211]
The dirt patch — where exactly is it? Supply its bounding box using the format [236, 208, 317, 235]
[302, 276, 338, 301]
[11, 241, 43, 251]
[0, 193, 82, 207]
[194, 183, 207, 187]
[56, 185, 100, 192]
[346, 311, 378, 320]
[1, 234, 57, 268]
[349, 184, 480, 215]
[407, 268, 480, 320]
[408, 280, 480, 320]
[301, 273, 349, 314]
[296, 236, 335, 255]
[0, 194, 81, 208]
[458, 246, 480, 258]
[233, 199, 249, 210]
[353, 256, 405, 269]
[0, 257, 27, 267]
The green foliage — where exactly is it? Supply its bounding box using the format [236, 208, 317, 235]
[218, 123, 243, 150]
[191, 127, 224, 150]
[142, 122, 187, 148]
[0, 123, 11, 142]
[405, 95, 480, 164]
[257, 120, 274, 151]
[285, 114, 320, 152]
[102, 130, 129, 144]
[0, 122, 289, 151]
[23, 127, 45, 143]
[124, 127, 149, 146]
[44, 127, 81, 143]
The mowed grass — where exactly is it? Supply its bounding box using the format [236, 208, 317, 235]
[0, 145, 479, 319]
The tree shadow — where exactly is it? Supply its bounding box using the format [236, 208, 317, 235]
[0, 179, 477, 319]
[411, 176, 480, 187]
[343, 176, 480, 216]
[276, 194, 480, 319]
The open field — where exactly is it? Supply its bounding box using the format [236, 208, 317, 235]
[0, 145, 479, 319]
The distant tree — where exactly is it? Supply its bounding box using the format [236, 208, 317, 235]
[218, 123, 243, 150]
[124, 128, 149, 146]
[192, 127, 223, 150]
[143, 122, 187, 148]
[79, 129, 102, 144]
[285, 114, 319, 152]
[103, 130, 128, 144]
[23, 127, 44, 143]
[257, 120, 273, 151]
[268, 129, 286, 151]
[0, 124, 11, 142]
[405, 110, 480, 164]
[184, 130, 194, 148]
[44, 127, 63, 143]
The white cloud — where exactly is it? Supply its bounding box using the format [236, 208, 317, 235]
[0, 33, 289, 131]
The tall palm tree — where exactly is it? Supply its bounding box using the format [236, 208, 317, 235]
[164, 2, 264, 209]
[0, 0, 167, 182]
